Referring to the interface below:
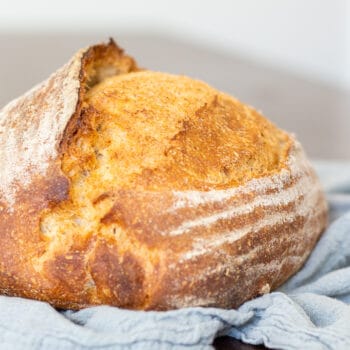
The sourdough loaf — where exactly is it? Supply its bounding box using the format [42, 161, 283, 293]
[0, 39, 328, 310]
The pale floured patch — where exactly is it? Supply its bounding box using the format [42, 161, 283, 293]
[167, 294, 217, 309]
[168, 171, 313, 236]
[0, 50, 84, 209]
[179, 194, 323, 262]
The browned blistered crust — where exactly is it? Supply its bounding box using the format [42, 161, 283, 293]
[0, 39, 328, 310]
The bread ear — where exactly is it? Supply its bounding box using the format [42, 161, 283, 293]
[60, 39, 138, 153]
[0, 40, 137, 210]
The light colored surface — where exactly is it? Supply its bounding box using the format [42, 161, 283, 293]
[0, 34, 349, 159]
[1, 0, 349, 89]
[0, 48, 82, 207]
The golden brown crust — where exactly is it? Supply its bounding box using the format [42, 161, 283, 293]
[0, 39, 328, 310]
[78, 71, 291, 191]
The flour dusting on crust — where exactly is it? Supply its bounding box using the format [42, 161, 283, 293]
[171, 140, 309, 211]
[0, 50, 84, 208]
[167, 142, 326, 262]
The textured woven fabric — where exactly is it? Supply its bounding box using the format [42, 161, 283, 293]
[0, 161, 349, 350]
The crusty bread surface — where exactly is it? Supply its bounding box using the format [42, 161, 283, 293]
[0, 40, 328, 310]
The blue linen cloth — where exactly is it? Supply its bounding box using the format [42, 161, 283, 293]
[1, 161, 350, 350]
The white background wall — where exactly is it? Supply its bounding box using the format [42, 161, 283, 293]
[1, 0, 349, 90]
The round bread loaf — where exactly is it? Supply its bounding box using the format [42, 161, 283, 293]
[0, 40, 327, 310]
